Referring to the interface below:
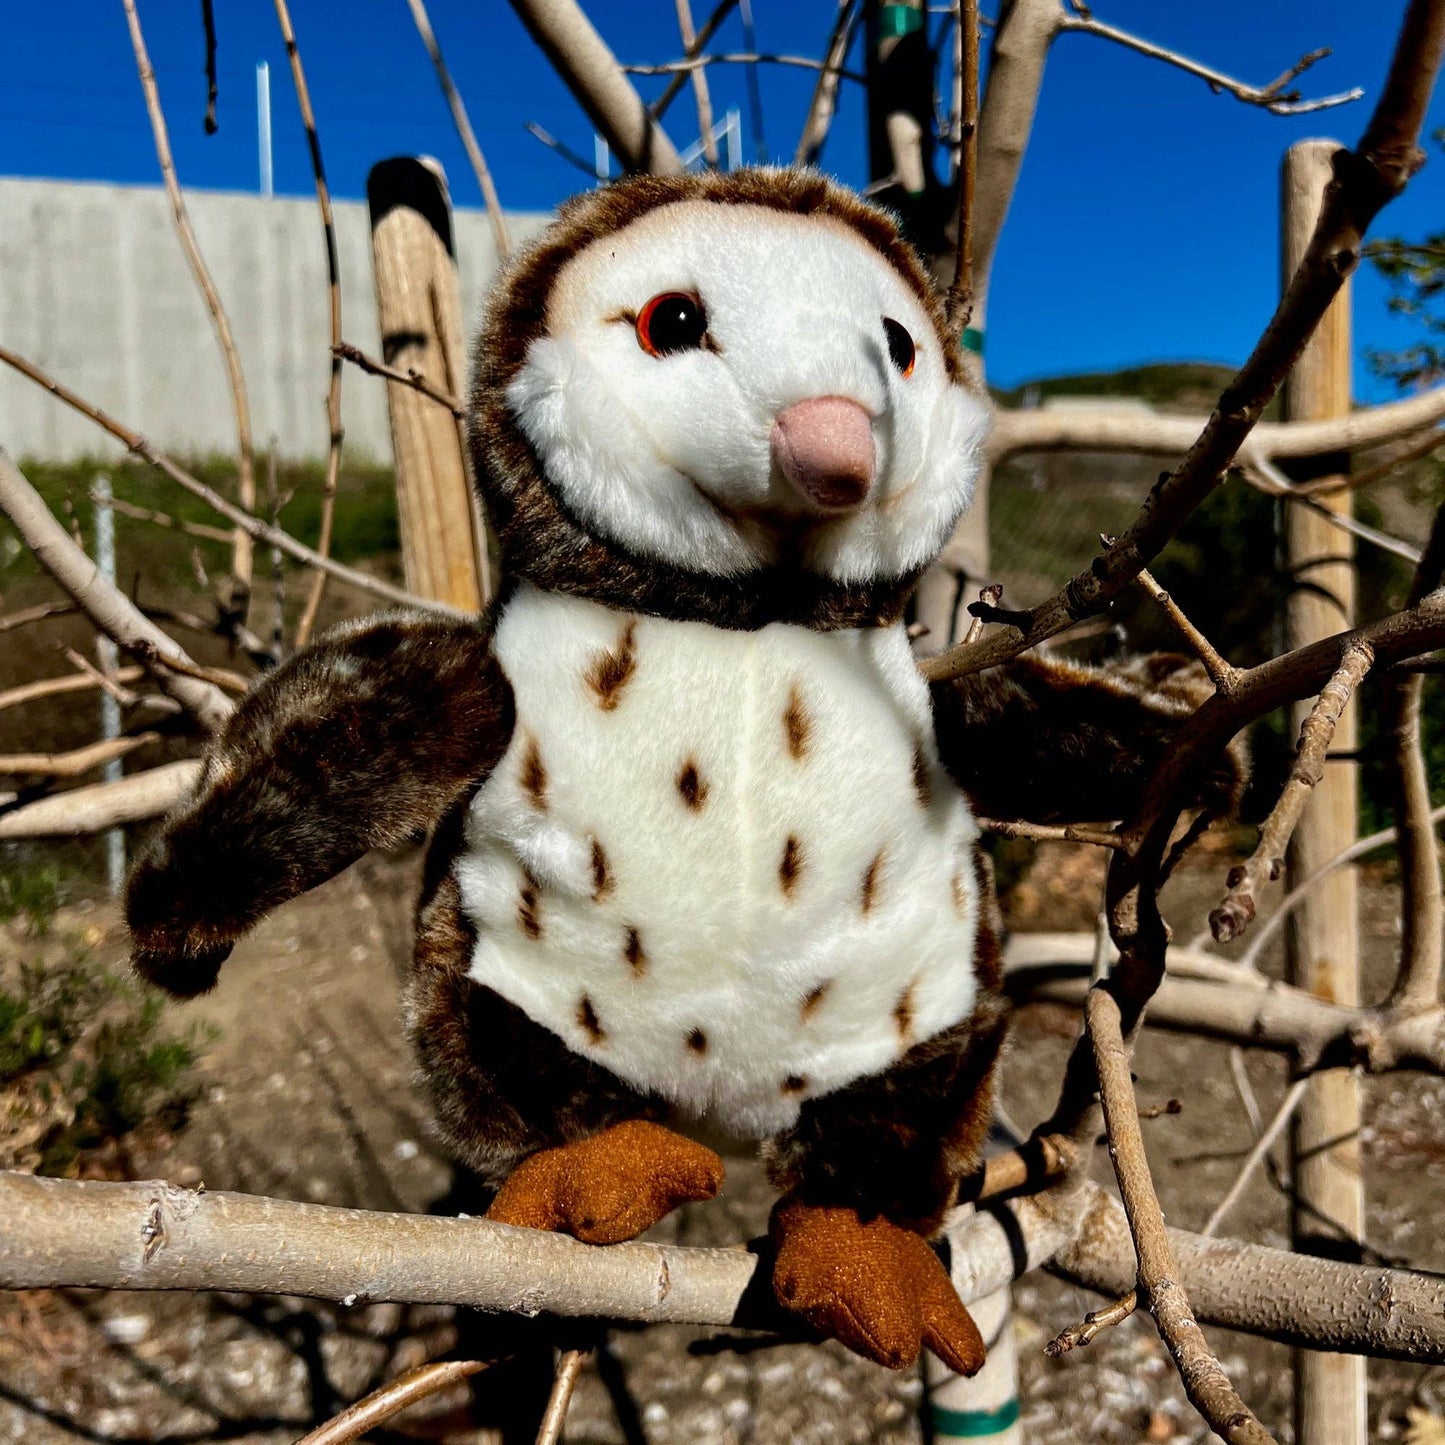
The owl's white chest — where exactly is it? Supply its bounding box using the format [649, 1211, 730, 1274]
[455, 583, 980, 1138]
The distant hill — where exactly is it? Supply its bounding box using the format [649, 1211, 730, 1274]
[992, 360, 1248, 417]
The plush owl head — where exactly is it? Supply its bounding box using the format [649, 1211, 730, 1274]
[469, 167, 989, 630]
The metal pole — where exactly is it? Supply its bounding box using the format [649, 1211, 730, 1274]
[257, 61, 273, 198]
[93, 475, 125, 898]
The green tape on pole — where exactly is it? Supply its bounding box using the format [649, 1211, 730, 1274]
[962, 327, 984, 355]
[930, 1397, 1021, 1439]
[878, 3, 924, 39]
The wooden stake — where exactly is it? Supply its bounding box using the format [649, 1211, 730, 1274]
[367, 157, 491, 612]
[1280, 137, 1366, 1445]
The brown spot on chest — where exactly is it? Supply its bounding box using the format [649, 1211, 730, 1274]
[893, 978, 918, 1041]
[518, 873, 542, 939]
[675, 758, 709, 810]
[911, 743, 932, 811]
[783, 685, 812, 760]
[800, 980, 831, 1022]
[586, 619, 639, 711]
[591, 839, 613, 900]
[686, 1027, 708, 1055]
[577, 994, 605, 1043]
[519, 734, 547, 808]
[624, 926, 647, 976]
[861, 848, 886, 914]
[779, 835, 803, 897]
[781, 1074, 808, 1095]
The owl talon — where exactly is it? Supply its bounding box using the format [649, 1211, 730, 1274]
[770, 1197, 985, 1375]
[487, 1119, 724, 1244]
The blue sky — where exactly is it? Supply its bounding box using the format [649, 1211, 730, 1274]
[4, 2, 1441, 401]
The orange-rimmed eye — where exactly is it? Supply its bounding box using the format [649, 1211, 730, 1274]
[883, 317, 916, 378]
[636, 292, 708, 357]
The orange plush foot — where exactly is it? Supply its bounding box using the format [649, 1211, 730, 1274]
[770, 1197, 986, 1375]
[486, 1120, 724, 1244]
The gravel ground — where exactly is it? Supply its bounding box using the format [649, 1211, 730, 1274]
[2, 845, 1441, 1444]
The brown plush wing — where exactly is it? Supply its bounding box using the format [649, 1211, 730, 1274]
[127, 610, 514, 996]
[930, 652, 1247, 824]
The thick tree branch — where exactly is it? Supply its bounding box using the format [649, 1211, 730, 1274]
[0, 761, 200, 839]
[928, 0, 1445, 682]
[509, 0, 684, 174]
[4, 1171, 1444, 1365]
[0, 450, 232, 733]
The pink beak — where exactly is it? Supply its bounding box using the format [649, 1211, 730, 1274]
[770, 396, 876, 511]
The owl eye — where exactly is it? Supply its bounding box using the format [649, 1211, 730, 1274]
[883, 317, 916, 378]
[636, 292, 708, 358]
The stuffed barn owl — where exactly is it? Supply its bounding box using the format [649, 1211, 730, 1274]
[127, 168, 1238, 1375]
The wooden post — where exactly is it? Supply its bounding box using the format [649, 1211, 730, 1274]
[367, 156, 491, 612]
[1281, 138, 1366, 1445]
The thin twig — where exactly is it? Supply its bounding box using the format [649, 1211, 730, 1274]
[1387, 503, 1445, 1011]
[200, 0, 219, 133]
[1136, 565, 1237, 691]
[0, 667, 146, 716]
[1044, 1291, 1137, 1357]
[1305, 425, 1445, 496]
[536, 1349, 589, 1445]
[334, 341, 464, 417]
[0, 343, 447, 615]
[673, 0, 720, 166]
[794, 0, 860, 165]
[123, 0, 255, 599]
[1211, 642, 1373, 942]
[61, 649, 142, 708]
[1086, 988, 1278, 1445]
[648, 0, 740, 122]
[0, 602, 76, 635]
[1241, 803, 1445, 971]
[87, 488, 233, 544]
[960, 583, 1002, 647]
[977, 818, 1125, 849]
[925, 0, 1445, 683]
[272, 0, 344, 647]
[1058, 12, 1363, 115]
[944, 0, 980, 336]
[1202, 1077, 1311, 1239]
[296, 1360, 488, 1445]
[404, 0, 511, 259]
[624, 52, 865, 80]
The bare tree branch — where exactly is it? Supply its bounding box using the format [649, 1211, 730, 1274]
[0, 345, 452, 615]
[404, 0, 512, 259]
[0, 450, 232, 732]
[926, 0, 1445, 682]
[0, 761, 200, 839]
[1136, 566, 1237, 691]
[1087, 988, 1277, 1443]
[1059, 13, 1362, 115]
[0, 666, 145, 716]
[297, 1360, 488, 1445]
[672, 0, 720, 166]
[0, 733, 162, 780]
[624, 52, 864, 79]
[977, 817, 1125, 849]
[1211, 643, 1374, 942]
[5, 1169, 1445, 1364]
[648, 0, 739, 123]
[944, 0, 980, 335]
[334, 341, 464, 417]
[988, 382, 1445, 465]
[271, 0, 344, 647]
[1202, 1077, 1310, 1239]
[536, 1349, 588, 1445]
[509, 0, 684, 174]
[794, 0, 860, 165]
[200, 0, 218, 134]
[122, 0, 256, 598]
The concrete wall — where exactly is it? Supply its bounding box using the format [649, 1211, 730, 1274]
[0, 177, 550, 464]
